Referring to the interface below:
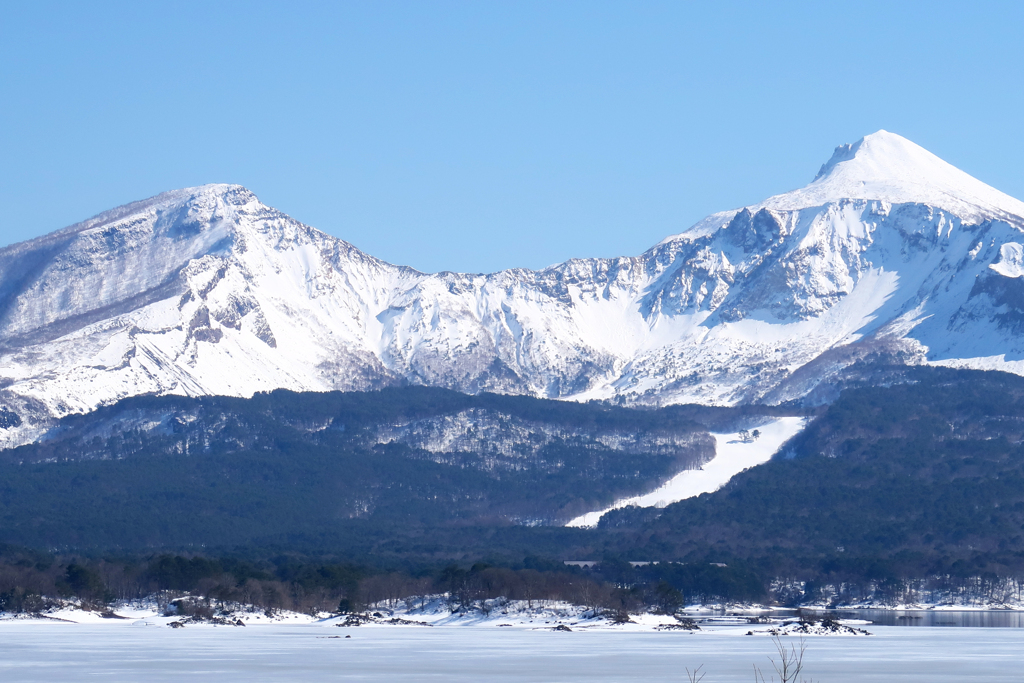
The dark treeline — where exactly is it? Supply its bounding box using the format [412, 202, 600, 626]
[4, 545, 1019, 617]
[0, 546, 765, 617]
[0, 547, 360, 615]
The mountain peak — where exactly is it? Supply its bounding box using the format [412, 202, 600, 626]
[759, 130, 1024, 221]
[0, 184, 259, 255]
[813, 130, 939, 182]
[131, 183, 256, 215]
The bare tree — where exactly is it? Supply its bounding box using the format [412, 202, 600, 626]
[685, 664, 706, 683]
[754, 636, 813, 683]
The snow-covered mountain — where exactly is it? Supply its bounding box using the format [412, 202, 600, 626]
[2, 130, 1024, 448]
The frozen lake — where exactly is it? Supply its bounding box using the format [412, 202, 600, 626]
[1, 624, 1023, 682]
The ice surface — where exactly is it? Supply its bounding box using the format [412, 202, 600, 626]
[0, 623, 1021, 682]
[566, 417, 808, 527]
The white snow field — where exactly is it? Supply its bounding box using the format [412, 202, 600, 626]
[0, 623, 1022, 682]
[566, 416, 808, 527]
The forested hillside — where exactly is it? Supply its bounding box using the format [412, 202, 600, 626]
[603, 367, 1024, 581]
[0, 387, 796, 550]
[7, 369, 1024, 599]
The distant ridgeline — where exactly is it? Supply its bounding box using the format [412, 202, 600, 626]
[0, 386, 791, 550]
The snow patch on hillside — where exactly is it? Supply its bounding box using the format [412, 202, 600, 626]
[565, 417, 808, 527]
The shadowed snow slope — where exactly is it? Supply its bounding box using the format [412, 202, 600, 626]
[2, 131, 1024, 447]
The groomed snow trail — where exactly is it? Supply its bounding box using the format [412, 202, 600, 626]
[565, 417, 808, 527]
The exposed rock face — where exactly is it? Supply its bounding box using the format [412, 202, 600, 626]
[2, 130, 1024, 447]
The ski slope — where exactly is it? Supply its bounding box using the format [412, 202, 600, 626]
[566, 417, 808, 527]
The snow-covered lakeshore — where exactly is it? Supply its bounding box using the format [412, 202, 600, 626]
[4, 598, 773, 631]
[4, 598, 1024, 681]
[7, 593, 1024, 630]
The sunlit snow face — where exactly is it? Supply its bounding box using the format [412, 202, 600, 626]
[2, 131, 1024, 450]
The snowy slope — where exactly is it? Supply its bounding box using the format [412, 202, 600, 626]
[2, 131, 1024, 447]
[565, 417, 808, 527]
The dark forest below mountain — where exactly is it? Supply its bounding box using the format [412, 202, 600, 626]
[0, 387, 795, 548]
[4, 369, 1024, 599]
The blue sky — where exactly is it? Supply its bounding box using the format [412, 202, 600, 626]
[2, 1, 1022, 273]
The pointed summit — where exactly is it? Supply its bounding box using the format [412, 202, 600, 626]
[814, 130, 948, 182]
[760, 130, 1024, 222]
[812, 130, 991, 195]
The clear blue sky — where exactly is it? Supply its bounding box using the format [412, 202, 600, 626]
[2, 1, 1022, 273]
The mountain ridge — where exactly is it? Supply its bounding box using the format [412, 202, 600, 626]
[2, 131, 1024, 448]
